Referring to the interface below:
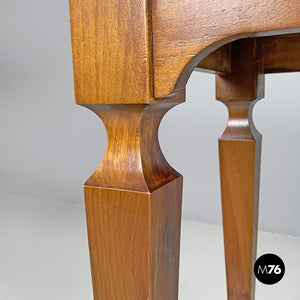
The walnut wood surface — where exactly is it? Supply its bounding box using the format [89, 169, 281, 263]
[85, 177, 182, 300]
[68, 1, 300, 300]
[70, 0, 300, 104]
[197, 33, 300, 74]
[152, 0, 300, 98]
[216, 39, 264, 300]
[69, 0, 153, 103]
[83, 103, 181, 192]
[83, 103, 182, 299]
[263, 33, 300, 73]
[196, 44, 232, 74]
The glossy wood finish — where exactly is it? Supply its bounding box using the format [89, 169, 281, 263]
[70, 0, 300, 104]
[85, 178, 182, 300]
[197, 33, 300, 74]
[152, 0, 300, 98]
[83, 103, 183, 192]
[196, 44, 232, 74]
[68, 1, 300, 300]
[216, 39, 264, 300]
[83, 103, 182, 299]
[69, 0, 153, 103]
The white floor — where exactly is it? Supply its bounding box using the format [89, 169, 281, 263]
[0, 193, 299, 300]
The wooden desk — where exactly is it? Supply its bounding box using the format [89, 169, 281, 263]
[68, 1, 300, 299]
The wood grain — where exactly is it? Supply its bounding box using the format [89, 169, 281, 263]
[196, 33, 300, 74]
[216, 39, 264, 300]
[70, 0, 300, 103]
[85, 187, 150, 300]
[263, 33, 300, 73]
[69, 0, 153, 104]
[83, 103, 181, 192]
[196, 44, 232, 74]
[151, 179, 182, 300]
[85, 178, 182, 300]
[68, 2, 300, 299]
[152, 0, 300, 98]
[83, 103, 183, 299]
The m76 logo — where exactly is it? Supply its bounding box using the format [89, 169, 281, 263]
[257, 264, 282, 275]
[254, 254, 285, 285]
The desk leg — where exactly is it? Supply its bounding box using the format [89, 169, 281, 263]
[216, 39, 264, 300]
[82, 104, 182, 300]
[219, 125, 261, 300]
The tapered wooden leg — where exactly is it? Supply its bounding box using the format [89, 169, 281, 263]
[82, 104, 182, 300]
[216, 39, 265, 300]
